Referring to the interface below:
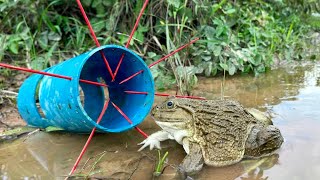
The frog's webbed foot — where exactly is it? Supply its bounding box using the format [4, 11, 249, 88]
[138, 138, 161, 151]
[178, 142, 204, 177]
[138, 130, 170, 151]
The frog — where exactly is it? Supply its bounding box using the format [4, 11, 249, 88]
[138, 97, 284, 175]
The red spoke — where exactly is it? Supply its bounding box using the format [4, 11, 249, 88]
[79, 79, 107, 87]
[111, 101, 133, 124]
[135, 127, 148, 138]
[112, 0, 150, 81]
[124, 90, 205, 100]
[155, 92, 206, 100]
[124, 90, 148, 95]
[111, 101, 149, 138]
[112, 54, 125, 82]
[67, 99, 110, 177]
[0, 63, 107, 87]
[125, 0, 149, 48]
[118, 38, 200, 85]
[148, 38, 200, 68]
[119, 70, 143, 85]
[76, 0, 114, 79]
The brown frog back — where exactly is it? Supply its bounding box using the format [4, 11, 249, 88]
[187, 99, 260, 167]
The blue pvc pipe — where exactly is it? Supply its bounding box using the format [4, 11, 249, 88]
[17, 45, 155, 133]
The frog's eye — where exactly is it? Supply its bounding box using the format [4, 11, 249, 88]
[167, 101, 174, 108]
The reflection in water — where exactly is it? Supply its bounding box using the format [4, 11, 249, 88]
[1, 62, 320, 179]
[239, 154, 279, 180]
[195, 154, 279, 180]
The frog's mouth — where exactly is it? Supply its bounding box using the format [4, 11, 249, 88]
[151, 111, 187, 123]
[152, 117, 187, 131]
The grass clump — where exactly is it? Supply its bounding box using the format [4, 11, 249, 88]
[0, 0, 319, 93]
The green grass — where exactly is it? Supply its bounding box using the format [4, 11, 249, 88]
[154, 150, 169, 176]
[0, 0, 318, 93]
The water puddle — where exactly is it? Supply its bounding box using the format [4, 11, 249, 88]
[1, 62, 320, 179]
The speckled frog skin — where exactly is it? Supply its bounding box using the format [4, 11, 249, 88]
[138, 97, 283, 174]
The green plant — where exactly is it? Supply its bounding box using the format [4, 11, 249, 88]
[0, 0, 317, 92]
[154, 150, 169, 176]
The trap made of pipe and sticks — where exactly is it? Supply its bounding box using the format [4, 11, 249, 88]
[0, 0, 205, 177]
[17, 45, 154, 133]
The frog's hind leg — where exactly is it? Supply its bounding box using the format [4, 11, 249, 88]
[178, 142, 204, 177]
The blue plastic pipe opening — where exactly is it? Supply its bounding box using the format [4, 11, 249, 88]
[17, 45, 155, 133]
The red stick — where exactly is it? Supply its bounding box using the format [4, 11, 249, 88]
[124, 90, 148, 95]
[76, 0, 114, 79]
[118, 38, 200, 85]
[134, 127, 148, 138]
[79, 79, 107, 87]
[148, 38, 200, 68]
[111, 101, 133, 124]
[112, 0, 150, 81]
[125, 0, 149, 48]
[124, 90, 205, 100]
[0, 63, 107, 87]
[119, 70, 143, 84]
[67, 99, 110, 177]
[111, 101, 149, 138]
[155, 92, 206, 100]
[112, 54, 125, 82]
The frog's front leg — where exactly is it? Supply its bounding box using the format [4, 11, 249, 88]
[172, 130, 188, 145]
[178, 142, 204, 177]
[138, 130, 170, 151]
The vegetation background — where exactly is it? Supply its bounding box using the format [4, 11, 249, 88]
[0, 0, 319, 94]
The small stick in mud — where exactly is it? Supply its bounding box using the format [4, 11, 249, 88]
[22, 128, 40, 142]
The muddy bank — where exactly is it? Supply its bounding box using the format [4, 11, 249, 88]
[0, 73, 27, 135]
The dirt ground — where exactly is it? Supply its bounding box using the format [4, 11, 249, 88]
[0, 73, 27, 133]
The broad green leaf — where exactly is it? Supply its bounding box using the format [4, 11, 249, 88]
[216, 26, 225, 37]
[225, 9, 236, 14]
[228, 62, 236, 75]
[138, 25, 149, 33]
[190, 75, 198, 87]
[256, 64, 265, 73]
[243, 64, 252, 73]
[31, 56, 46, 70]
[92, 20, 105, 33]
[151, 66, 160, 79]
[213, 18, 223, 26]
[147, 52, 157, 59]
[38, 31, 49, 50]
[207, 42, 215, 52]
[212, 65, 218, 76]
[134, 31, 144, 44]
[82, 0, 92, 6]
[19, 27, 30, 40]
[9, 41, 19, 54]
[201, 55, 211, 61]
[205, 26, 215, 40]
[167, 0, 181, 8]
[219, 62, 228, 70]
[103, 0, 116, 6]
[92, 0, 102, 8]
[179, 7, 193, 21]
[204, 62, 212, 77]
[213, 45, 222, 56]
[96, 5, 106, 17]
[48, 31, 61, 41]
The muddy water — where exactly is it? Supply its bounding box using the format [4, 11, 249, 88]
[1, 62, 320, 180]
